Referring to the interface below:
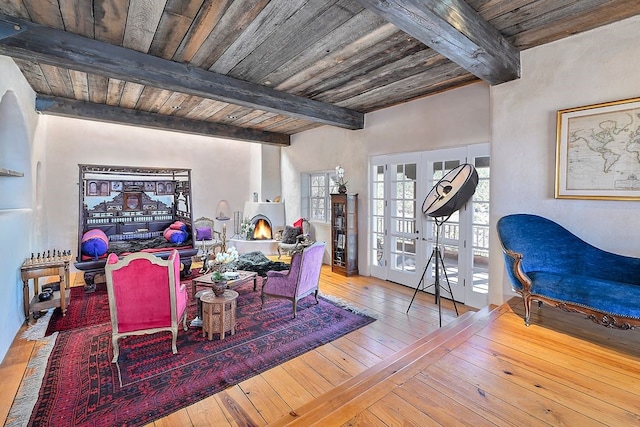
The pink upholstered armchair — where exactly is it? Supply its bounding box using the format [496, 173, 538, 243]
[261, 242, 326, 318]
[105, 249, 188, 362]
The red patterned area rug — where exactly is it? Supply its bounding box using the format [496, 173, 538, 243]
[23, 280, 375, 427]
[45, 283, 111, 334]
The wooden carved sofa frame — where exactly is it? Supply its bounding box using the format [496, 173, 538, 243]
[497, 214, 640, 330]
[74, 165, 198, 291]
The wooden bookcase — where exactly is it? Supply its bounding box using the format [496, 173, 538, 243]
[331, 193, 358, 276]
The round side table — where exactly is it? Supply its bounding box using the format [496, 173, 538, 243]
[200, 289, 239, 340]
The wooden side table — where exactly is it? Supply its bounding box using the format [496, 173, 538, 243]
[20, 255, 72, 322]
[201, 289, 238, 340]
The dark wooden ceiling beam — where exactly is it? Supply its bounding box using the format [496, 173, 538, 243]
[0, 14, 363, 130]
[355, 0, 520, 85]
[35, 95, 290, 146]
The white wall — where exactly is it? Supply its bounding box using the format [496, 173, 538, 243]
[283, 83, 490, 272]
[248, 144, 282, 205]
[0, 56, 40, 363]
[489, 15, 640, 304]
[41, 115, 263, 265]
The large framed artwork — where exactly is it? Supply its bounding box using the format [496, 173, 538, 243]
[556, 97, 640, 200]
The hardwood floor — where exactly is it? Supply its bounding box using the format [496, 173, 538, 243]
[2, 266, 639, 426]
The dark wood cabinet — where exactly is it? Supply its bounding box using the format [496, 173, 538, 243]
[331, 193, 358, 276]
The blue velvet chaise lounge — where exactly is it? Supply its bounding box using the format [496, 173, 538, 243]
[497, 214, 640, 329]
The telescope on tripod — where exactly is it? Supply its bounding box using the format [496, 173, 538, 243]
[406, 163, 479, 326]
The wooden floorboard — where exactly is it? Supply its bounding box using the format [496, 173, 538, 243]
[2, 266, 640, 426]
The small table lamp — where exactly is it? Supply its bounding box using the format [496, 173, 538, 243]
[216, 200, 231, 252]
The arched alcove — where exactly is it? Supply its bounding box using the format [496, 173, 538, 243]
[0, 90, 31, 209]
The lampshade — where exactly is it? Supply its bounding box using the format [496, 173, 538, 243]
[422, 163, 478, 218]
[215, 200, 231, 221]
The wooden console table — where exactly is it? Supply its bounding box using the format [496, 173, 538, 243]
[21, 255, 72, 322]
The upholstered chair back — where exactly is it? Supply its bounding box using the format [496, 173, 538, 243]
[498, 214, 640, 285]
[193, 216, 223, 257]
[105, 249, 187, 362]
[296, 242, 325, 297]
[262, 242, 326, 317]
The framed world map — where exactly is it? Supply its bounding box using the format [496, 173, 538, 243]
[556, 97, 640, 200]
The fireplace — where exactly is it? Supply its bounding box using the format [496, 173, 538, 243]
[251, 214, 273, 240]
[228, 202, 285, 255]
[243, 202, 285, 233]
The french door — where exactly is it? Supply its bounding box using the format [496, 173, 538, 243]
[370, 153, 424, 285]
[370, 144, 489, 308]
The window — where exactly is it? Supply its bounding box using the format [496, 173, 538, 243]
[304, 171, 338, 222]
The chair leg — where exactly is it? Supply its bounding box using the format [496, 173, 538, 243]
[314, 289, 319, 304]
[111, 336, 120, 363]
[293, 300, 297, 318]
[523, 294, 532, 327]
[182, 311, 188, 331]
[171, 329, 178, 354]
[278, 247, 282, 259]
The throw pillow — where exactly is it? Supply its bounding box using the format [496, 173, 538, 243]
[281, 225, 301, 244]
[170, 221, 187, 231]
[81, 229, 109, 260]
[163, 227, 188, 244]
[196, 227, 212, 241]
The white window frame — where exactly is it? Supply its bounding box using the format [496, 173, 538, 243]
[302, 171, 338, 223]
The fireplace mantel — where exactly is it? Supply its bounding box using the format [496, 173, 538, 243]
[228, 238, 279, 256]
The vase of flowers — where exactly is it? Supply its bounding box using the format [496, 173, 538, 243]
[207, 246, 239, 296]
[215, 246, 239, 268]
[334, 165, 347, 193]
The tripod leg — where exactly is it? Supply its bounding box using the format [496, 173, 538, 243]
[433, 247, 443, 327]
[406, 249, 436, 313]
[436, 249, 459, 317]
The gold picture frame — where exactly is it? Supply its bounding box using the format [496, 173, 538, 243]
[556, 97, 640, 200]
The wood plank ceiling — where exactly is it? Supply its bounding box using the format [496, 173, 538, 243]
[0, 0, 638, 145]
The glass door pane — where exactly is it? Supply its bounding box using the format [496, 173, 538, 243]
[370, 161, 387, 279]
[387, 161, 420, 284]
[372, 166, 385, 266]
[466, 153, 490, 308]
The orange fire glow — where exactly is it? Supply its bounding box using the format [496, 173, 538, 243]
[253, 219, 272, 240]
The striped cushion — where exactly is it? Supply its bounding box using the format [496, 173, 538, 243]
[81, 229, 109, 260]
[163, 227, 188, 244]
